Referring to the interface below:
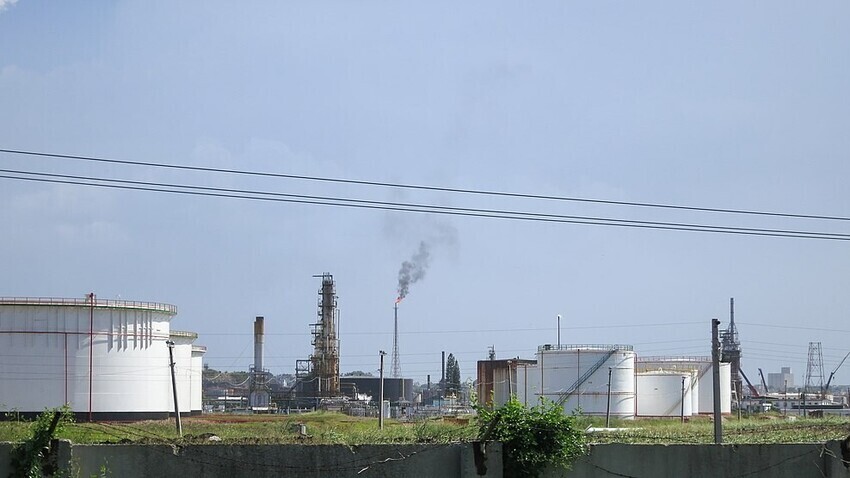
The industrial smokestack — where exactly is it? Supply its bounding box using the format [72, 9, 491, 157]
[441, 351, 446, 393]
[254, 316, 264, 373]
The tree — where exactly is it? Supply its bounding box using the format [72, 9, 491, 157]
[445, 353, 461, 395]
[477, 398, 587, 478]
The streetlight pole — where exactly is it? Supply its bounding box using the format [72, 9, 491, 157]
[379, 350, 386, 430]
[557, 314, 561, 349]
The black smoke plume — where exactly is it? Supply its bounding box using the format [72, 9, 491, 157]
[396, 241, 430, 302]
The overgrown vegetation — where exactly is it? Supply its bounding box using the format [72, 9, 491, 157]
[585, 415, 850, 444]
[477, 398, 587, 478]
[8, 406, 74, 478]
[0, 411, 478, 445]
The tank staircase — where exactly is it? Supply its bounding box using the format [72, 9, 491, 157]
[556, 349, 617, 406]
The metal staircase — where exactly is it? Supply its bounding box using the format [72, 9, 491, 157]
[556, 349, 617, 405]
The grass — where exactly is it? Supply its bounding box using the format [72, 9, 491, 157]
[1, 411, 848, 445]
[0, 412, 479, 445]
[581, 414, 850, 444]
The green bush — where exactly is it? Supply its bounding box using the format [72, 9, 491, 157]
[9, 406, 74, 478]
[477, 398, 587, 478]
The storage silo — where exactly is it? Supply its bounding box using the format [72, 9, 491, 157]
[169, 331, 197, 416]
[636, 356, 731, 415]
[521, 344, 636, 418]
[0, 296, 202, 420]
[191, 345, 207, 414]
[636, 371, 693, 418]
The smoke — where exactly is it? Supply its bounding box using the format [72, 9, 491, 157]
[396, 241, 431, 302]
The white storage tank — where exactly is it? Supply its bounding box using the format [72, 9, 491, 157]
[191, 345, 207, 414]
[169, 331, 196, 417]
[636, 371, 694, 417]
[525, 344, 636, 418]
[0, 296, 203, 420]
[636, 356, 731, 415]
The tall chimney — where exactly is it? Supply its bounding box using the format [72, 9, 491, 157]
[254, 316, 264, 372]
[441, 351, 446, 391]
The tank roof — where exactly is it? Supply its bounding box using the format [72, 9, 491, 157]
[538, 344, 633, 352]
[0, 297, 177, 315]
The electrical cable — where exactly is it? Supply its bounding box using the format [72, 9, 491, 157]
[3, 171, 848, 241]
[7, 167, 850, 240]
[3, 147, 849, 222]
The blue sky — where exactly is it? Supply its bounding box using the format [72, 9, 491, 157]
[2, 1, 849, 388]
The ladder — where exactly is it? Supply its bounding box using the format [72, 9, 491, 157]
[556, 349, 617, 405]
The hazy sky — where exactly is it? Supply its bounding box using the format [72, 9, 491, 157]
[2, 2, 849, 388]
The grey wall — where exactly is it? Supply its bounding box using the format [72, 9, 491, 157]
[5, 440, 850, 478]
[554, 441, 850, 478]
[61, 442, 501, 478]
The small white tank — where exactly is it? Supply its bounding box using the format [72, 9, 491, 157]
[636, 371, 693, 417]
[636, 357, 731, 415]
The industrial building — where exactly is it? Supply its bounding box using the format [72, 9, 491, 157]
[0, 296, 204, 420]
[478, 345, 733, 419]
[767, 367, 795, 392]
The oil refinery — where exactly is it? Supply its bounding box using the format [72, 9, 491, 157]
[3, 286, 848, 423]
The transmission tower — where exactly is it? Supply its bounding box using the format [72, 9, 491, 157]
[391, 302, 401, 378]
[805, 342, 825, 395]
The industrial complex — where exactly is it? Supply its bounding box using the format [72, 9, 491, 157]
[2, 286, 848, 422]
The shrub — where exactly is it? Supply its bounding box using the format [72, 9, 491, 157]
[477, 398, 587, 478]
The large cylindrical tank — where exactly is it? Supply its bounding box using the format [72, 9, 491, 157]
[0, 297, 198, 420]
[191, 345, 207, 414]
[636, 371, 693, 417]
[169, 331, 196, 416]
[536, 344, 635, 418]
[636, 357, 731, 415]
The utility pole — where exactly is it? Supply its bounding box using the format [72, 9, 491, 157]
[379, 350, 386, 430]
[166, 340, 182, 437]
[711, 318, 722, 444]
[88, 292, 95, 423]
[681, 376, 686, 424]
[605, 367, 612, 428]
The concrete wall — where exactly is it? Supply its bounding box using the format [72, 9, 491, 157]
[5, 440, 850, 478]
[61, 442, 502, 478]
[552, 441, 850, 478]
[0, 442, 11, 477]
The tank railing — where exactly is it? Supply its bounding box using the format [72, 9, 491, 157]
[539, 343, 633, 352]
[0, 297, 177, 314]
[556, 349, 618, 406]
[636, 356, 711, 363]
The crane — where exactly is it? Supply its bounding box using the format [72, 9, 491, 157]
[758, 368, 769, 394]
[823, 350, 850, 396]
[739, 369, 760, 398]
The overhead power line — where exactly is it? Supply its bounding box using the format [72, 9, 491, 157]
[2, 147, 849, 222]
[2, 170, 849, 241]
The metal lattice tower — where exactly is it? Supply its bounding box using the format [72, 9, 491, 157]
[805, 342, 825, 395]
[720, 298, 743, 400]
[391, 303, 401, 378]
